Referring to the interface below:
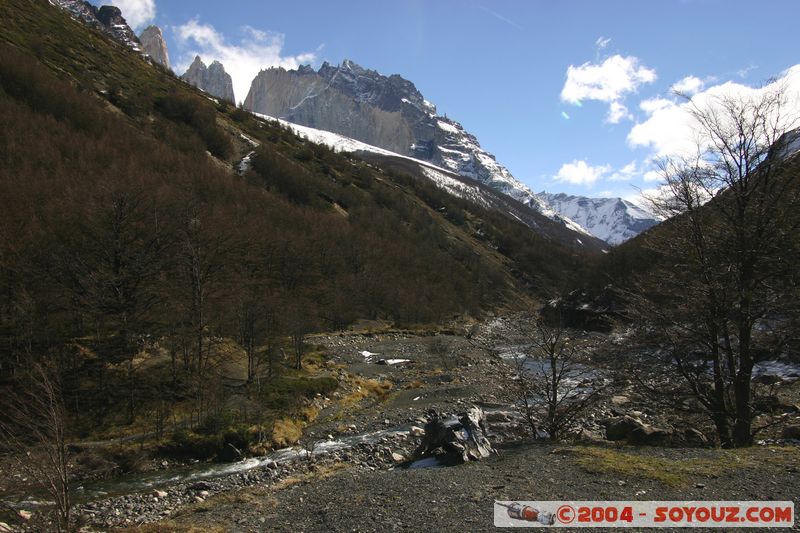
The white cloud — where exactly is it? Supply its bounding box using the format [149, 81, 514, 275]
[606, 101, 631, 124]
[174, 19, 318, 105]
[595, 36, 611, 50]
[608, 160, 639, 181]
[108, 0, 155, 30]
[553, 160, 610, 186]
[639, 97, 673, 114]
[670, 75, 704, 96]
[561, 54, 656, 104]
[643, 170, 662, 182]
[737, 64, 758, 78]
[561, 54, 655, 125]
[628, 65, 800, 158]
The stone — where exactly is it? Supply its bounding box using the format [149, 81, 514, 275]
[603, 416, 643, 441]
[188, 481, 212, 491]
[627, 424, 673, 446]
[781, 425, 800, 440]
[391, 452, 405, 463]
[412, 406, 495, 464]
[409, 425, 425, 437]
[18, 510, 31, 520]
[683, 427, 709, 447]
[0, 523, 12, 533]
[153, 490, 167, 499]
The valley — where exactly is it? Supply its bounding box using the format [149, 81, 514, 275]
[1, 1, 799, 532]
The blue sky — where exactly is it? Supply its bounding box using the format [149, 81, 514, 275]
[106, 0, 800, 200]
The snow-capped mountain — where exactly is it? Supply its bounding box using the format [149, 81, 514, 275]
[538, 192, 659, 245]
[243, 60, 585, 234]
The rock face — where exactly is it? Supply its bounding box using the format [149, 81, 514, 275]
[243, 60, 567, 220]
[139, 25, 170, 69]
[51, 0, 140, 52]
[181, 56, 235, 103]
[412, 407, 495, 464]
[539, 192, 659, 245]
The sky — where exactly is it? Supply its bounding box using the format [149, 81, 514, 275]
[101, 0, 800, 201]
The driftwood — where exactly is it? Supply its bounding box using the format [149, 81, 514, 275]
[413, 406, 495, 464]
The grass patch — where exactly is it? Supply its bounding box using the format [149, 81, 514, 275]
[340, 377, 393, 407]
[566, 445, 800, 488]
[271, 418, 303, 447]
[115, 523, 227, 533]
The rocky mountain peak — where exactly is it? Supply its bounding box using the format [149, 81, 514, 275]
[539, 192, 659, 245]
[242, 60, 570, 224]
[51, 0, 140, 52]
[139, 25, 170, 69]
[181, 56, 236, 103]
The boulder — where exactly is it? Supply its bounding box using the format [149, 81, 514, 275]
[682, 427, 709, 447]
[412, 406, 495, 464]
[781, 425, 800, 440]
[627, 424, 673, 446]
[603, 416, 643, 441]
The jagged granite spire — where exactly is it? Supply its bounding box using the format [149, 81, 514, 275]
[139, 25, 170, 69]
[181, 56, 235, 103]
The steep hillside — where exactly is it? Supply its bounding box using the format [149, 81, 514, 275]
[0, 0, 601, 341]
[257, 113, 606, 252]
[243, 60, 581, 230]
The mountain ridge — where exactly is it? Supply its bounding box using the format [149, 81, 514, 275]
[539, 192, 659, 245]
[242, 60, 588, 235]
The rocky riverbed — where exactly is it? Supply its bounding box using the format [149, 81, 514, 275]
[2, 314, 799, 532]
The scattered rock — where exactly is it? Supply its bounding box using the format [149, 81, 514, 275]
[153, 490, 168, 499]
[611, 395, 630, 407]
[409, 425, 425, 437]
[391, 452, 405, 463]
[189, 481, 212, 491]
[17, 510, 31, 521]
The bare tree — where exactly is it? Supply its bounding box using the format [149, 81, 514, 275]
[509, 318, 603, 441]
[637, 81, 800, 447]
[429, 337, 452, 370]
[0, 364, 72, 532]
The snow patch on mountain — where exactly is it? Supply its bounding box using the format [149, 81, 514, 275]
[539, 192, 659, 245]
